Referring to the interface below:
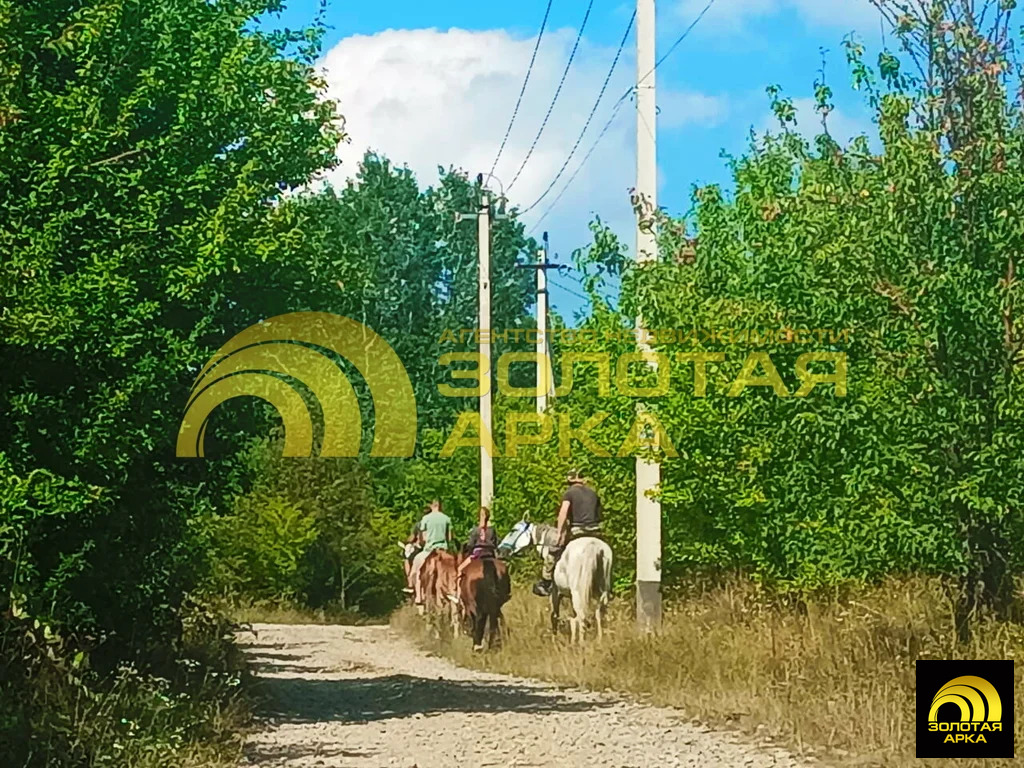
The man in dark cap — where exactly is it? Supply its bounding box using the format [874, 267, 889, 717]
[533, 468, 603, 597]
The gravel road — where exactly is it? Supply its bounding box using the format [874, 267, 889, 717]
[238, 623, 813, 768]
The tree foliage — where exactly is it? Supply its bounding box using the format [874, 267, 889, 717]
[0, 0, 341, 762]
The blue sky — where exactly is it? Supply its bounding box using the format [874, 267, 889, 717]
[265, 0, 889, 318]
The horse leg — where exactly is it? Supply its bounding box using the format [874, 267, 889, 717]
[595, 601, 603, 640]
[472, 612, 487, 651]
[570, 591, 588, 646]
[497, 609, 511, 642]
[550, 590, 561, 634]
[487, 610, 499, 649]
[438, 603, 449, 638]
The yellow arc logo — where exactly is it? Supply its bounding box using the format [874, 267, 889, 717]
[176, 312, 416, 458]
[928, 676, 1002, 723]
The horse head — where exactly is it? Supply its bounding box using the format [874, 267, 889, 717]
[497, 519, 534, 556]
[398, 541, 417, 560]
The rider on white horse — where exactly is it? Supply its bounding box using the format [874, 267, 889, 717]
[533, 469, 602, 597]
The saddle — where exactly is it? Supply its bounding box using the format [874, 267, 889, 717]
[551, 529, 603, 557]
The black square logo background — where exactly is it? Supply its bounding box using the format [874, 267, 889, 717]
[916, 660, 1014, 758]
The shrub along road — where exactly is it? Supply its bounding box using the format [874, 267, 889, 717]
[237, 623, 810, 767]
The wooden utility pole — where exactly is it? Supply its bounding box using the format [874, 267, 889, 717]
[515, 232, 559, 415]
[635, 0, 662, 630]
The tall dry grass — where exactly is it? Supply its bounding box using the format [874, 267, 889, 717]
[395, 577, 1024, 767]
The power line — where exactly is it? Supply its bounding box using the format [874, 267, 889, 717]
[550, 276, 618, 308]
[507, 0, 595, 192]
[527, 0, 719, 232]
[651, 0, 717, 79]
[521, 10, 636, 215]
[488, 0, 555, 180]
[549, 276, 591, 302]
[529, 94, 629, 234]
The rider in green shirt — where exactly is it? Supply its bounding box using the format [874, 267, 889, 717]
[418, 503, 452, 552]
[410, 499, 452, 605]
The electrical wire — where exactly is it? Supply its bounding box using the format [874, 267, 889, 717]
[488, 0, 555, 180]
[527, 0, 719, 232]
[528, 93, 630, 234]
[550, 276, 618, 308]
[650, 0, 717, 79]
[507, 0, 596, 192]
[549, 276, 592, 302]
[521, 9, 636, 214]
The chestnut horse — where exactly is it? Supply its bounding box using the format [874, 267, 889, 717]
[419, 550, 460, 635]
[458, 555, 511, 651]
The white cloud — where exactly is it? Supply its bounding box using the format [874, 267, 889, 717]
[317, 27, 726, 257]
[660, 90, 730, 129]
[677, 0, 882, 35]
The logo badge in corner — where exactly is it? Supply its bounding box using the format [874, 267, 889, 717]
[916, 660, 1014, 758]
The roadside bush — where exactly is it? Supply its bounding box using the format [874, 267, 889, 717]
[1, 599, 249, 768]
[209, 494, 320, 602]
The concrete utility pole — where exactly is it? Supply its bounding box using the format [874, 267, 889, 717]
[536, 232, 554, 414]
[456, 176, 496, 509]
[478, 186, 494, 510]
[515, 232, 559, 414]
[635, 0, 662, 631]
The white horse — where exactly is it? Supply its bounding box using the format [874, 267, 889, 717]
[499, 520, 612, 644]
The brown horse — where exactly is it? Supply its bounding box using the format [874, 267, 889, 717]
[458, 555, 511, 651]
[419, 550, 459, 634]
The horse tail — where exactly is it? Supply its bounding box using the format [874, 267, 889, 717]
[480, 558, 494, 590]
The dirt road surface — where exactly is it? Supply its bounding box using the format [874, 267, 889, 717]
[238, 623, 812, 768]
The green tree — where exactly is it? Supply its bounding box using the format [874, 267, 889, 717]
[0, 0, 341, 762]
[200, 156, 540, 610]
